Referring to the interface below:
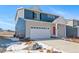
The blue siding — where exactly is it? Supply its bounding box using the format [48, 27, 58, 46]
[66, 26, 77, 37]
[16, 17, 26, 38]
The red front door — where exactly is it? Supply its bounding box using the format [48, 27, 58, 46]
[53, 26, 56, 35]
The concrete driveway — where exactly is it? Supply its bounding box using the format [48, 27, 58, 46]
[36, 39, 79, 53]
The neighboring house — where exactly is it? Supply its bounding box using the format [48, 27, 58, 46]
[0, 28, 3, 32]
[66, 19, 79, 38]
[15, 7, 66, 40]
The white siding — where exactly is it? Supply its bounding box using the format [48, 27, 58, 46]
[16, 9, 24, 22]
[66, 20, 73, 26]
[52, 17, 66, 25]
[57, 24, 66, 38]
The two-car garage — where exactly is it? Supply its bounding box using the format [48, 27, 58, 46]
[30, 27, 50, 39]
[25, 20, 51, 39]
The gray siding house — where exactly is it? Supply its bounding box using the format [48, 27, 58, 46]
[66, 20, 79, 38]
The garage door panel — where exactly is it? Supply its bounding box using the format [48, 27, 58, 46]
[30, 29, 50, 39]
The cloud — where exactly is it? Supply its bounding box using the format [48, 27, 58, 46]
[0, 19, 15, 30]
[49, 8, 66, 15]
[47, 7, 79, 20]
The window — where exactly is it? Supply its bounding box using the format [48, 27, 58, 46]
[40, 13, 48, 22]
[24, 9, 33, 19]
[40, 13, 59, 22]
[24, 9, 59, 22]
[31, 27, 49, 29]
[33, 12, 40, 20]
[33, 12, 38, 19]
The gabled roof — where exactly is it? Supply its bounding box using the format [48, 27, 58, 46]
[52, 17, 66, 25]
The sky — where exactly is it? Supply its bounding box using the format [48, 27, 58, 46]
[0, 5, 79, 31]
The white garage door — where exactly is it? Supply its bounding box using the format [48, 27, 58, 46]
[30, 27, 50, 39]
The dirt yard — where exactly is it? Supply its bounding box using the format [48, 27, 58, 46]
[0, 32, 15, 38]
[65, 38, 79, 43]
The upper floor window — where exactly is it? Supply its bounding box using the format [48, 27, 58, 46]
[33, 12, 38, 19]
[24, 9, 33, 19]
[24, 9, 59, 22]
[40, 13, 59, 22]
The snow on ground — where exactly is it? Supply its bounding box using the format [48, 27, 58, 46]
[0, 38, 62, 53]
[7, 42, 27, 51]
[5, 40, 62, 53]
